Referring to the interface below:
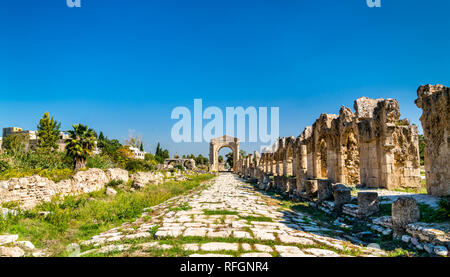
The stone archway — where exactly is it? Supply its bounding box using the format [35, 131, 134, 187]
[164, 158, 196, 170]
[209, 135, 240, 172]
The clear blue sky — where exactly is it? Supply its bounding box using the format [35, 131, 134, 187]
[1, 0, 449, 157]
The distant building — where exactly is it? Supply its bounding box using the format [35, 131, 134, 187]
[127, 146, 146, 160]
[1, 127, 38, 151]
[56, 131, 70, 152]
[2, 127, 23, 137]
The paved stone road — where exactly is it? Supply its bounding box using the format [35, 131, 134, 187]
[80, 173, 386, 257]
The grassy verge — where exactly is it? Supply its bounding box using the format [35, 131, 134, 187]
[0, 168, 74, 182]
[0, 173, 214, 256]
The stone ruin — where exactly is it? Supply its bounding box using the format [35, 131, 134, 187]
[238, 95, 423, 194]
[164, 158, 196, 170]
[235, 86, 450, 256]
[209, 135, 240, 172]
[0, 168, 179, 210]
[415, 84, 450, 196]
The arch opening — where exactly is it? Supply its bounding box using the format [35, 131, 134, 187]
[318, 138, 328, 179]
[342, 130, 360, 185]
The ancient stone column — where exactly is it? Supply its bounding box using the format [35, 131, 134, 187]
[333, 184, 351, 214]
[296, 144, 308, 193]
[392, 197, 420, 238]
[415, 84, 450, 196]
[357, 191, 379, 218]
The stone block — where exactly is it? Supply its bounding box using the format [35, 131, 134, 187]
[392, 197, 420, 238]
[333, 185, 351, 214]
[357, 191, 379, 218]
[317, 179, 333, 202]
[304, 180, 318, 198]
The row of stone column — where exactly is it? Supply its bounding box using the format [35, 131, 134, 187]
[237, 85, 448, 196]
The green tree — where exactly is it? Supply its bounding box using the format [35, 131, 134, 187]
[66, 124, 97, 170]
[418, 134, 425, 166]
[155, 142, 162, 157]
[139, 142, 144, 152]
[98, 131, 105, 141]
[154, 142, 169, 163]
[2, 133, 28, 155]
[225, 152, 234, 167]
[218, 155, 224, 163]
[37, 112, 61, 151]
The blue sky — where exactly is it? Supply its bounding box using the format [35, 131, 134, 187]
[1, 0, 449, 157]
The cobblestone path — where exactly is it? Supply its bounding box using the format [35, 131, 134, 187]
[80, 173, 386, 257]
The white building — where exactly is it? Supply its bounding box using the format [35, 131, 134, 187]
[127, 146, 146, 160]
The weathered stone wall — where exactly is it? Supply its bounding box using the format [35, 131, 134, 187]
[416, 84, 450, 196]
[239, 95, 421, 192]
[0, 168, 169, 210]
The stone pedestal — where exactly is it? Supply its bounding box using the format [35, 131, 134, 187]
[317, 179, 333, 203]
[392, 197, 420, 238]
[288, 177, 297, 194]
[304, 180, 318, 198]
[333, 184, 351, 214]
[357, 192, 379, 218]
[274, 176, 283, 191]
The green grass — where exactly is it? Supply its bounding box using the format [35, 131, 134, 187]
[0, 168, 74, 182]
[239, 215, 273, 222]
[169, 203, 192, 212]
[0, 173, 214, 256]
[378, 202, 447, 223]
[392, 185, 427, 194]
[203, 209, 239, 216]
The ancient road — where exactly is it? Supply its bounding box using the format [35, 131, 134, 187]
[80, 173, 386, 257]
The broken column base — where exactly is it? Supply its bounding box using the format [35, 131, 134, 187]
[304, 179, 318, 199]
[317, 179, 333, 203]
[357, 192, 379, 218]
[392, 196, 420, 239]
[333, 184, 352, 214]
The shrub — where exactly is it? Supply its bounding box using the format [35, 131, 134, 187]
[418, 198, 449, 223]
[175, 165, 185, 171]
[107, 179, 124, 187]
[0, 160, 10, 173]
[0, 168, 73, 182]
[15, 150, 72, 170]
[436, 196, 450, 220]
[125, 159, 154, 173]
[86, 155, 114, 170]
[45, 208, 72, 231]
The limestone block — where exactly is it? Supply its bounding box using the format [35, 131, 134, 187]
[392, 197, 420, 238]
[106, 187, 118, 196]
[317, 179, 332, 202]
[357, 192, 379, 218]
[333, 184, 351, 214]
[106, 168, 129, 183]
[0, 246, 25, 257]
[354, 97, 383, 119]
[304, 180, 318, 198]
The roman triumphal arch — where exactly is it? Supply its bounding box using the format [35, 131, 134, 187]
[209, 135, 240, 172]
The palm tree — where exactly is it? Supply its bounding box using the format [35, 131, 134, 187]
[66, 124, 97, 170]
